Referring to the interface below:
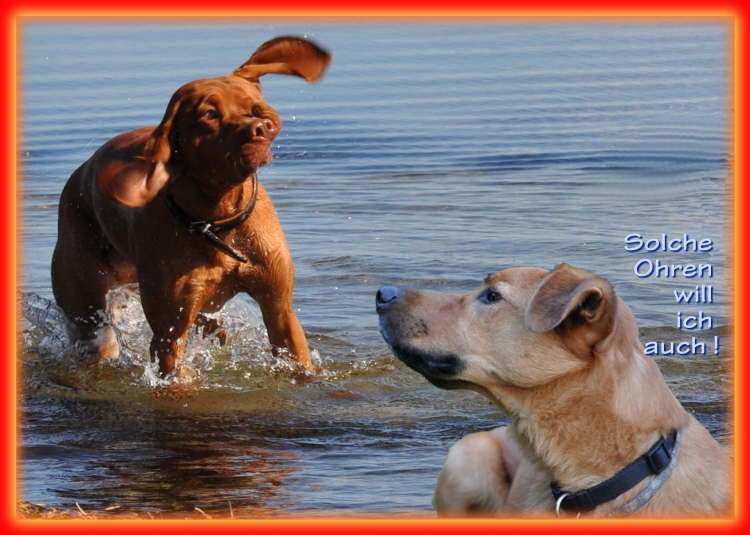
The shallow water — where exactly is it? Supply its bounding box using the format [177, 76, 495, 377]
[20, 21, 730, 516]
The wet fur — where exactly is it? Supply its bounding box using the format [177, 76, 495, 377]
[52, 36, 331, 377]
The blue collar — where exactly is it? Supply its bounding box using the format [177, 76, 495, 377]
[551, 430, 679, 514]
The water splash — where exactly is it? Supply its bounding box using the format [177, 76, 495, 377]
[21, 292, 75, 356]
[20, 288, 324, 393]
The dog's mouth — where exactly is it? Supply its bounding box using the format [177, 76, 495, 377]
[235, 142, 273, 172]
[249, 135, 273, 144]
[241, 139, 272, 153]
[380, 332, 465, 389]
[382, 336, 495, 397]
[378, 307, 463, 386]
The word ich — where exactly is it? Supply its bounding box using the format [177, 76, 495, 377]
[625, 233, 718, 357]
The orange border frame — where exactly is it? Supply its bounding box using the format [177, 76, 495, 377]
[3, 1, 746, 534]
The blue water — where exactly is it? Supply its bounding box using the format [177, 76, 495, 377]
[19, 21, 730, 517]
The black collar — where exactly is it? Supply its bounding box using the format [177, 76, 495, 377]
[164, 176, 258, 263]
[551, 430, 679, 514]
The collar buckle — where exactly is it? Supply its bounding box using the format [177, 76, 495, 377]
[163, 176, 258, 263]
[644, 438, 672, 474]
[188, 221, 212, 235]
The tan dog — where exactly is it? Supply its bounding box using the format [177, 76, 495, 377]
[52, 36, 331, 377]
[376, 264, 729, 516]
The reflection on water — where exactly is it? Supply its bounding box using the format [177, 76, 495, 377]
[20, 22, 729, 515]
[20, 291, 730, 516]
[23, 395, 301, 517]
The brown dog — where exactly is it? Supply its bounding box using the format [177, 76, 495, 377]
[376, 264, 729, 516]
[52, 36, 331, 377]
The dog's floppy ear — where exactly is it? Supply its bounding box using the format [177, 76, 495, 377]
[97, 93, 181, 207]
[143, 91, 181, 165]
[524, 263, 615, 337]
[96, 159, 170, 208]
[233, 36, 331, 83]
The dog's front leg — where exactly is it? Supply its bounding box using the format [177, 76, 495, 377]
[433, 428, 519, 516]
[139, 279, 215, 377]
[149, 330, 190, 378]
[256, 296, 313, 373]
[244, 255, 313, 373]
[434, 427, 554, 516]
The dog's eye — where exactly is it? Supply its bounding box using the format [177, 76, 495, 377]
[478, 287, 502, 304]
[199, 109, 219, 121]
[250, 104, 264, 117]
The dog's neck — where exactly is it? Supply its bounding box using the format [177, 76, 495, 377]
[167, 170, 258, 223]
[499, 305, 689, 492]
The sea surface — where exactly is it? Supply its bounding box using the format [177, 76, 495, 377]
[19, 21, 730, 517]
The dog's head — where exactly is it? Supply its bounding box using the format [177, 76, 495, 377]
[376, 264, 632, 394]
[108, 36, 330, 206]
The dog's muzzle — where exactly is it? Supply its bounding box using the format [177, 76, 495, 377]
[376, 286, 464, 384]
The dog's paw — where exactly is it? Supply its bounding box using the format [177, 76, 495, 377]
[171, 363, 197, 384]
[70, 325, 120, 364]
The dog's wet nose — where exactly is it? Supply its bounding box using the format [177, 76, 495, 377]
[376, 286, 400, 309]
[250, 118, 276, 140]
